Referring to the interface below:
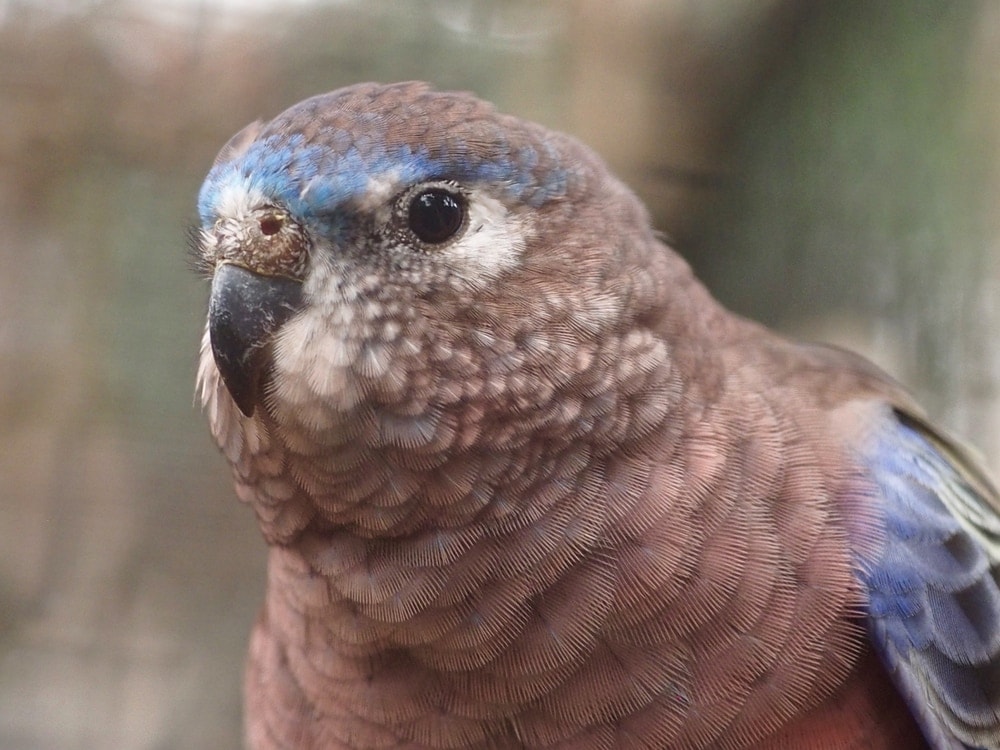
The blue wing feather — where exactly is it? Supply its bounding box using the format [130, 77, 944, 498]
[859, 411, 1000, 749]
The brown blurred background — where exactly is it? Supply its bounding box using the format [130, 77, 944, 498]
[1, 1, 998, 747]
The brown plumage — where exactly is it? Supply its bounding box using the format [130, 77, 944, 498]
[194, 82, 1000, 748]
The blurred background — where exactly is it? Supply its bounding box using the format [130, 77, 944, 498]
[1, 0, 998, 747]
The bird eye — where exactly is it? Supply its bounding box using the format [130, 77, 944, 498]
[407, 187, 467, 245]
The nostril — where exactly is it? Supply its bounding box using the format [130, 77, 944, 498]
[259, 215, 283, 236]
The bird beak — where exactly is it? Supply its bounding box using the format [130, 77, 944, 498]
[208, 263, 303, 417]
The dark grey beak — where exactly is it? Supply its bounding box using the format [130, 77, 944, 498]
[208, 264, 303, 417]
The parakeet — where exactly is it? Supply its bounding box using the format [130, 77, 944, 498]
[194, 82, 1000, 749]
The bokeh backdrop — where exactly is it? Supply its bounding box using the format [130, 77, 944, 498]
[1, 1, 999, 747]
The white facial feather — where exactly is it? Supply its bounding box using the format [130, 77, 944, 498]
[214, 182, 267, 223]
[443, 189, 529, 287]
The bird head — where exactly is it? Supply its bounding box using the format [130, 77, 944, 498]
[195, 82, 678, 459]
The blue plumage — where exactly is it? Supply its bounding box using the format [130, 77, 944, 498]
[198, 92, 574, 234]
[860, 414, 1000, 748]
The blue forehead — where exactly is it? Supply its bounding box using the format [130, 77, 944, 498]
[197, 129, 569, 228]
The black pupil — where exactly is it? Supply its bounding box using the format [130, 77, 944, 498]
[408, 189, 464, 244]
